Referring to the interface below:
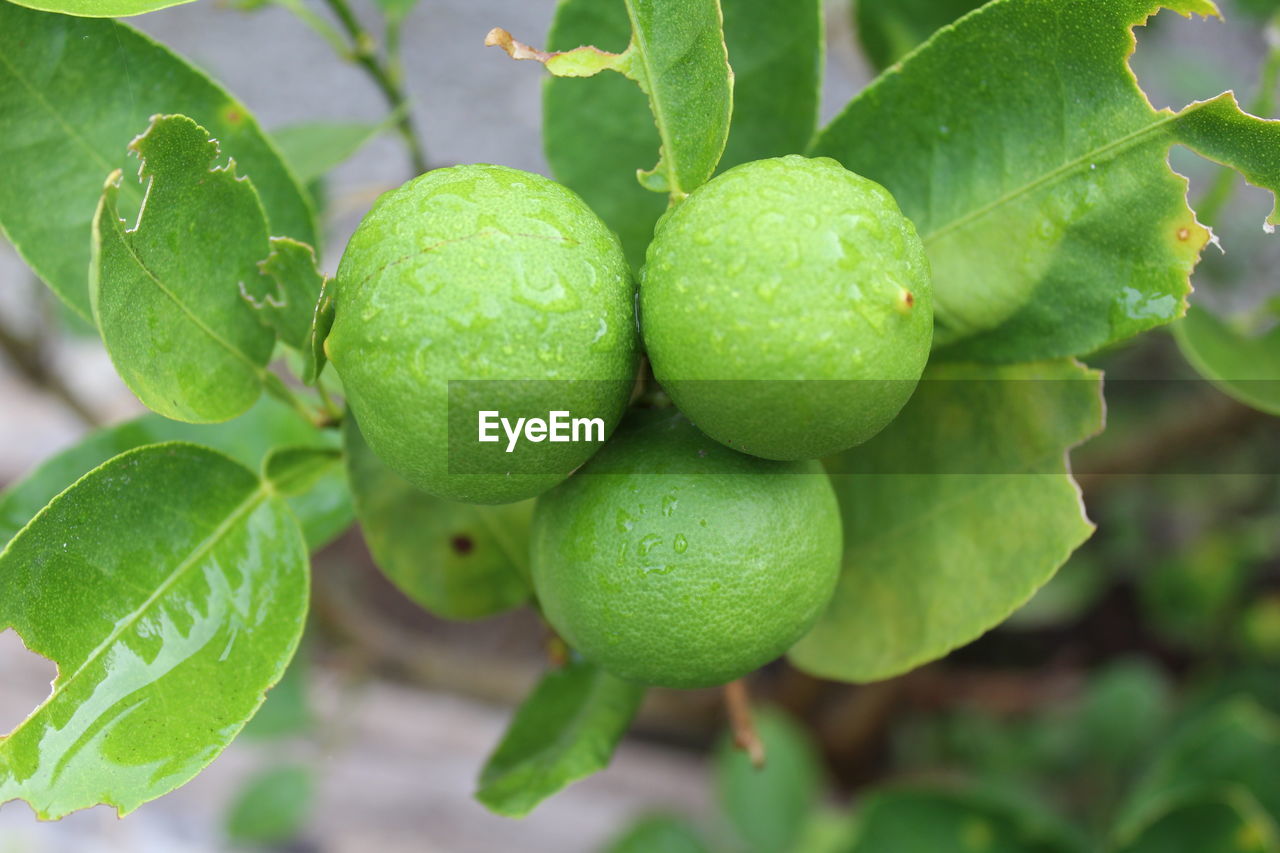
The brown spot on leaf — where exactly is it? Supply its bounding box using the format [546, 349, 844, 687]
[1177, 227, 1190, 241]
[450, 534, 474, 555]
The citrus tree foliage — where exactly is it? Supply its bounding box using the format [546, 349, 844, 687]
[0, 0, 1276, 823]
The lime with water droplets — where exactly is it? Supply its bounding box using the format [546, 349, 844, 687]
[640, 154, 934, 461]
[530, 411, 842, 689]
[328, 164, 638, 504]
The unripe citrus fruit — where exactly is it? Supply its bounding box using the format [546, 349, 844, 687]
[530, 410, 842, 689]
[640, 154, 933, 461]
[328, 164, 638, 504]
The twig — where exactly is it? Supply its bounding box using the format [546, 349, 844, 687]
[0, 310, 100, 428]
[724, 679, 766, 769]
[320, 0, 428, 175]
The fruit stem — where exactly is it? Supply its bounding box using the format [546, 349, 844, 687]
[724, 679, 766, 769]
[318, 0, 429, 176]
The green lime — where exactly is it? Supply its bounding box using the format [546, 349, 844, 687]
[531, 410, 842, 688]
[641, 154, 933, 461]
[328, 164, 638, 504]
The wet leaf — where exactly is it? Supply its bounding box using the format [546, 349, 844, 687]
[0, 443, 309, 819]
[0, 395, 351, 552]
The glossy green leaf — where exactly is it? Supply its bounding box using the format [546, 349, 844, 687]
[475, 659, 645, 817]
[1174, 306, 1280, 415]
[1119, 698, 1280, 832]
[853, 0, 986, 71]
[847, 788, 1085, 853]
[90, 115, 274, 423]
[0, 443, 309, 819]
[255, 238, 326, 353]
[271, 119, 391, 185]
[790, 360, 1103, 683]
[344, 417, 530, 620]
[544, 0, 820, 267]
[605, 815, 712, 853]
[0, 395, 352, 551]
[714, 708, 822, 853]
[4, 0, 194, 14]
[224, 764, 315, 845]
[813, 0, 1280, 363]
[0, 1, 315, 321]
[1113, 790, 1280, 853]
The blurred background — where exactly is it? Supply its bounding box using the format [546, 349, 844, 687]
[1, 0, 1278, 850]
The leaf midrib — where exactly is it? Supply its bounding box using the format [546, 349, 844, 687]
[104, 199, 268, 382]
[0, 485, 269, 748]
[922, 110, 1180, 246]
[624, 0, 681, 195]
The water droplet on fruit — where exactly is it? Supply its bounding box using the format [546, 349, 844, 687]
[637, 533, 662, 556]
[615, 508, 635, 532]
[661, 493, 679, 516]
[673, 534, 688, 553]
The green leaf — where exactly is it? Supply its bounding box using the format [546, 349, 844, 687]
[0, 1, 316, 321]
[1174, 306, 1280, 416]
[853, 0, 987, 71]
[789, 360, 1103, 683]
[0, 395, 352, 552]
[718, 0, 824, 171]
[1113, 790, 1280, 853]
[224, 764, 315, 845]
[605, 815, 712, 853]
[1119, 698, 1280, 833]
[343, 417, 530, 620]
[0, 443, 309, 819]
[714, 708, 822, 853]
[847, 788, 1086, 853]
[255, 237, 326, 353]
[304, 276, 336, 386]
[4, 0, 194, 14]
[475, 659, 645, 817]
[271, 119, 392, 185]
[543, 0, 819, 267]
[620, 0, 733, 197]
[543, 0, 667, 268]
[90, 115, 274, 423]
[812, 0, 1280, 363]
[240, 647, 311, 739]
[264, 446, 343, 497]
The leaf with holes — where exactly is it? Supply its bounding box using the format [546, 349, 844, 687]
[344, 417, 530, 620]
[0, 1, 315, 321]
[255, 237, 325, 353]
[790, 360, 1103, 683]
[91, 115, 275, 423]
[0, 443, 308, 819]
[476, 659, 645, 817]
[812, 0, 1280, 363]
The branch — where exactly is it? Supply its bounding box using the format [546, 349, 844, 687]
[724, 679, 766, 768]
[0, 308, 100, 428]
[319, 0, 428, 175]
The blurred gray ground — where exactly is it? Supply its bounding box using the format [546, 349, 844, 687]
[0, 1, 1268, 850]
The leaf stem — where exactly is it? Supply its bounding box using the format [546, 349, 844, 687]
[263, 372, 329, 429]
[319, 0, 428, 175]
[724, 679, 766, 769]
